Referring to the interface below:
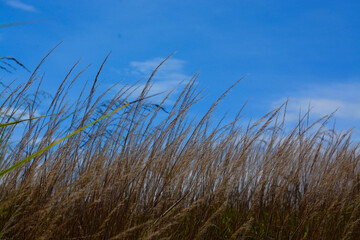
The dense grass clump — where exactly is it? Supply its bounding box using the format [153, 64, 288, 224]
[0, 54, 359, 240]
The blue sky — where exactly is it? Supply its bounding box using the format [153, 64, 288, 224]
[1, 0, 360, 138]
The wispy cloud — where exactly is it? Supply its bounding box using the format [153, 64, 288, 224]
[275, 97, 360, 122]
[5, 0, 38, 12]
[1, 107, 42, 120]
[129, 57, 189, 82]
[114, 57, 192, 103]
[272, 81, 360, 124]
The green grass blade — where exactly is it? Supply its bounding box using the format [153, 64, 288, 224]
[0, 115, 53, 128]
[0, 93, 162, 177]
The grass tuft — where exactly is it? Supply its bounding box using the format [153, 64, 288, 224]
[0, 52, 359, 239]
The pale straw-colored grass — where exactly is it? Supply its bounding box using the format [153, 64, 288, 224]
[0, 52, 359, 239]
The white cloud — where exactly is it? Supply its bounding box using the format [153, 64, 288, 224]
[114, 57, 193, 104]
[276, 97, 360, 122]
[130, 58, 185, 73]
[272, 81, 360, 125]
[129, 57, 189, 82]
[5, 0, 37, 12]
[0, 107, 42, 120]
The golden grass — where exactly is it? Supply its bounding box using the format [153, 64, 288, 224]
[0, 53, 359, 240]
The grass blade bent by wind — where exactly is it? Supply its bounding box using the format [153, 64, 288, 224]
[0, 114, 54, 128]
[0, 93, 163, 177]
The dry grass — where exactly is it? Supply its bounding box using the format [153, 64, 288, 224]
[0, 53, 359, 240]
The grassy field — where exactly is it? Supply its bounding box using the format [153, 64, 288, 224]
[0, 53, 359, 240]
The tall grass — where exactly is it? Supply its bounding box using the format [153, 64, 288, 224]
[0, 52, 359, 240]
